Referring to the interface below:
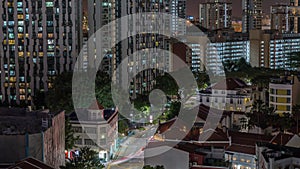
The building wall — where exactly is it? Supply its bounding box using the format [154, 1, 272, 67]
[0, 111, 64, 168]
[269, 76, 300, 114]
[199, 89, 252, 112]
[86, 0, 116, 74]
[271, 5, 289, 33]
[269, 83, 293, 114]
[71, 111, 118, 161]
[199, 0, 232, 30]
[250, 30, 300, 70]
[43, 111, 65, 169]
[225, 152, 256, 169]
[0, 0, 78, 105]
[242, 0, 262, 32]
[116, 0, 186, 98]
[0, 135, 27, 163]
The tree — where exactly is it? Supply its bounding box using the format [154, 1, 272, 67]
[165, 101, 181, 120]
[95, 71, 115, 108]
[193, 71, 210, 90]
[118, 115, 129, 135]
[154, 73, 179, 96]
[61, 147, 104, 169]
[288, 52, 300, 70]
[292, 105, 300, 134]
[273, 113, 293, 133]
[246, 100, 274, 130]
[46, 72, 73, 114]
[46, 71, 115, 114]
[65, 118, 80, 150]
[223, 59, 238, 72]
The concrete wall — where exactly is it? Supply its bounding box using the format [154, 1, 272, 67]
[0, 135, 26, 163]
[44, 111, 65, 169]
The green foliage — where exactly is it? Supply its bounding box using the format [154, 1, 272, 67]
[95, 71, 115, 108]
[61, 147, 104, 169]
[45, 71, 115, 114]
[65, 118, 80, 150]
[223, 57, 251, 73]
[292, 105, 300, 133]
[33, 90, 46, 109]
[132, 94, 150, 111]
[118, 116, 129, 134]
[154, 73, 179, 96]
[46, 72, 74, 114]
[288, 52, 300, 69]
[246, 100, 275, 130]
[222, 58, 286, 88]
[193, 71, 210, 89]
[246, 100, 295, 132]
[165, 101, 181, 120]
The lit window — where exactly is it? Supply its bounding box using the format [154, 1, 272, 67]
[48, 33, 54, 38]
[18, 34, 24, 39]
[46, 2, 54, 7]
[8, 40, 15, 45]
[17, 2, 22, 7]
[20, 95, 26, 100]
[38, 33, 43, 38]
[17, 15, 24, 20]
[18, 52, 24, 57]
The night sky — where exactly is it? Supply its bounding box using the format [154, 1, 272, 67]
[187, 0, 290, 19]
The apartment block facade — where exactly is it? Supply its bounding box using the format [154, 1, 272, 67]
[0, 0, 79, 105]
[199, 0, 232, 30]
[242, 0, 263, 32]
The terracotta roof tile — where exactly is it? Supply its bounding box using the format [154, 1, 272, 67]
[211, 78, 248, 90]
[8, 157, 54, 169]
[88, 100, 105, 110]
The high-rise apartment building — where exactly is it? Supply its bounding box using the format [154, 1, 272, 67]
[199, 0, 232, 30]
[242, 0, 263, 32]
[115, 0, 186, 97]
[84, 0, 116, 74]
[0, 0, 79, 105]
[270, 4, 300, 33]
[176, 28, 250, 74]
[291, 0, 300, 33]
[250, 29, 300, 70]
[271, 4, 290, 33]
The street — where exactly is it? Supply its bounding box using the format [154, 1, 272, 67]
[106, 126, 157, 169]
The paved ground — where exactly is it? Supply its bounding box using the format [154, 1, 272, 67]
[106, 126, 157, 169]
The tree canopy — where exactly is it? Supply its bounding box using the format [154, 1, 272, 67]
[61, 147, 104, 169]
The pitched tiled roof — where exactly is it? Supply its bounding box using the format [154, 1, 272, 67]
[269, 132, 295, 145]
[229, 131, 273, 146]
[226, 131, 273, 155]
[8, 157, 54, 169]
[88, 100, 104, 110]
[226, 144, 256, 155]
[197, 104, 245, 122]
[211, 78, 248, 90]
[157, 118, 176, 134]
